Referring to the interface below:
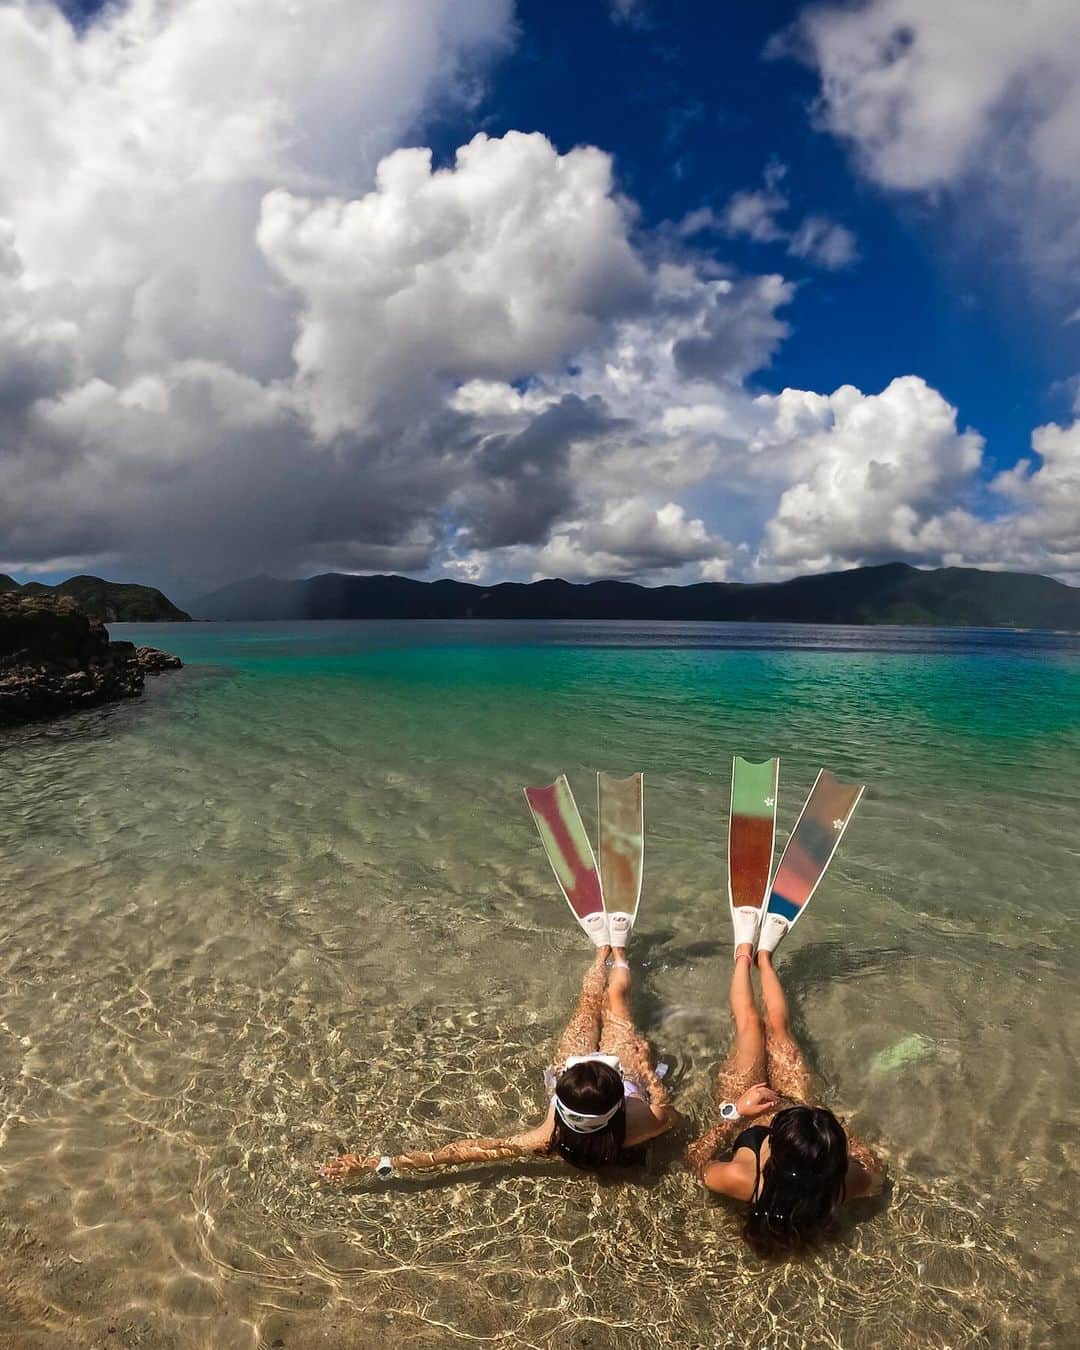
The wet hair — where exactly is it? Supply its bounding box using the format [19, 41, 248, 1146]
[549, 1060, 627, 1169]
[743, 1106, 848, 1259]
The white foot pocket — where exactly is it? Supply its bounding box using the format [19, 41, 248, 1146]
[582, 910, 612, 946]
[607, 912, 634, 946]
[732, 906, 762, 949]
[757, 913, 790, 954]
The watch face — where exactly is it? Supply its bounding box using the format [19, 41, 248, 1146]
[720, 1102, 737, 1120]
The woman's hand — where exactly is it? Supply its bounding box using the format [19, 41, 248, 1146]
[736, 1083, 780, 1118]
[320, 1153, 378, 1181]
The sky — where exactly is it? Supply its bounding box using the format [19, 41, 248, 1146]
[2, 0, 1080, 603]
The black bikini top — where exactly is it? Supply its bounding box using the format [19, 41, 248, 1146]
[732, 1124, 769, 1155]
[732, 1124, 770, 1200]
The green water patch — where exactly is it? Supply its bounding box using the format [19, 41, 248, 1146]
[112, 622, 1080, 802]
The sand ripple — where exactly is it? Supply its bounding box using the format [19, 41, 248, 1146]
[1, 626, 1078, 1347]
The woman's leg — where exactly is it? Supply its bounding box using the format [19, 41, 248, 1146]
[598, 946, 662, 1095]
[714, 944, 768, 1103]
[599, 945, 635, 1035]
[757, 949, 814, 1103]
[552, 946, 610, 1065]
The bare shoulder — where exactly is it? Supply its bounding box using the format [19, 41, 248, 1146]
[701, 1156, 756, 1199]
[624, 1096, 675, 1146]
[844, 1158, 885, 1201]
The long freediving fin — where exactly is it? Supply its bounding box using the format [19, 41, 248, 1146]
[758, 769, 865, 954]
[728, 755, 779, 951]
[524, 776, 609, 946]
[598, 771, 644, 948]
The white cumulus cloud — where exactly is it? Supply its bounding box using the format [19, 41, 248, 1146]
[720, 166, 790, 243]
[931, 417, 1080, 581]
[784, 0, 1080, 298]
[752, 377, 984, 573]
[257, 132, 650, 439]
[451, 499, 731, 583]
[0, 0, 790, 595]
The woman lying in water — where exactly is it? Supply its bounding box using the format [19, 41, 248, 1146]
[321, 944, 676, 1181]
[687, 937, 886, 1258]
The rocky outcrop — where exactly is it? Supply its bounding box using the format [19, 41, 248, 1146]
[0, 593, 183, 727]
[134, 645, 183, 674]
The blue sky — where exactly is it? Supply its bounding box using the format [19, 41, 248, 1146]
[462, 0, 1077, 468]
[4, 0, 1080, 598]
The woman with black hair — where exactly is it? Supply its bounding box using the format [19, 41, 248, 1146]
[320, 943, 675, 1182]
[687, 939, 885, 1257]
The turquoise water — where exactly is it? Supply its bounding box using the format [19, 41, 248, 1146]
[1, 621, 1078, 1348]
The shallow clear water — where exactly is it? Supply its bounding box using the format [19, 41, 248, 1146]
[1, 621, 1078, 1348]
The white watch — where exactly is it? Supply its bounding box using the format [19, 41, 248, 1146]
[375, 1155, 394, 1178]
[719, 1101, 740, 1121]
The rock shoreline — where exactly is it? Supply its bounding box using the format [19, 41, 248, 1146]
[0, 593, 182, 727]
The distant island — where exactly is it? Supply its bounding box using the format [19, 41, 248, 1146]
[0, 574, 191, 623]
[194, 562, 1080, 630]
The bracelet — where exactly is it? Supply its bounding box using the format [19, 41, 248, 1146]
[734, 952, 752, 966]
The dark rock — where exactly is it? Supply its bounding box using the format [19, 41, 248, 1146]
[135, 645, 183, 674]
[0, 593, 181, 727]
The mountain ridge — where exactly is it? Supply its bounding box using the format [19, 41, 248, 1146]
[193, 563, 1080, 630]
[2, 575, 191, 622]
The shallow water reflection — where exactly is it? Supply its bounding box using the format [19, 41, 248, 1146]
[1, 622, 1078, 1347]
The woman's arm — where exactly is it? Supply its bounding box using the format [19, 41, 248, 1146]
[641, 1061, 671, 1115]
[321, 1107, 556, 1181]
[321, 1136, 541, 1180]
[624, 1096, 678, 1147]
[686, 1083, 779, 1190]
[621, 1060, 679, 1144]
[840, 1121, 886, 1199]
[686, 1119, 740, 1180]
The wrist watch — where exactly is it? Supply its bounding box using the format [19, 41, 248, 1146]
[719, 1101, 740, 1121]
[375, 1155, 394, 1178]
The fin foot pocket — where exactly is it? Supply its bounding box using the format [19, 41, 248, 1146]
[731, 905, 762, 951]
[757, 913, 790, 955]
[583, 909, 612, 946]
[607, 911, 634, 947]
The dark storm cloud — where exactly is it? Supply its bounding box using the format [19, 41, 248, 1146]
[458, 395, 625, 549]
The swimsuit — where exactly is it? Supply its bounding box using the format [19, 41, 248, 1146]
[732, 1124, 770, 1201]
[733, 1122, 848, 1204]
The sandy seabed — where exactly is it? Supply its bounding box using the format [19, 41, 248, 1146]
[2, 626, 1078, 1348]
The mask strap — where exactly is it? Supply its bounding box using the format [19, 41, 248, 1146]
[553, 1094, 621, 1134]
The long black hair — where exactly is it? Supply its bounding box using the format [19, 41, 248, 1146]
[549, 1060, 627, 1169]
[743, 1105, 848, 1259]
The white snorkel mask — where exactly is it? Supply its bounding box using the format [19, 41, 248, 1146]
[553, 1094, 622, 1134]
[553, 1053, 623, 1133]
